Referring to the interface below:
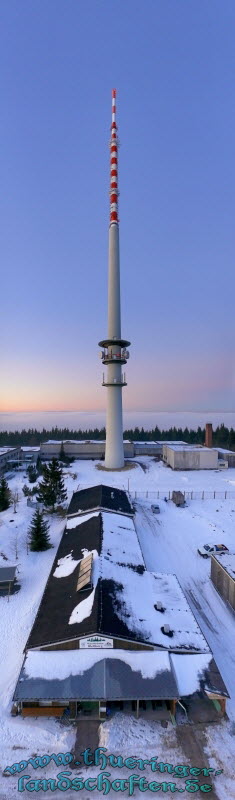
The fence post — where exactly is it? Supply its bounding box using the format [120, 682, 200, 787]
[202, 491, 204, 500]
[169, 490, 170, 500]
[135, 491, 137, 499]
[191, 491, 193, 500]
[158, 490, 159, 499]
[146, 490, 148, 498]
[225, 491, 227, 499]
[214, 491, 216, 499]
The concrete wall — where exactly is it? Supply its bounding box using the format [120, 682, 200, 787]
[211, 558, 235, 611]
[199, 449, 218, 469]
[40, 440, 134, 460]
[134, 443, 162, 456]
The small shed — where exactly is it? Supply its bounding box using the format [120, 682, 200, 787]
[172, 491, 185, 507]
[0, 564, 17, 596]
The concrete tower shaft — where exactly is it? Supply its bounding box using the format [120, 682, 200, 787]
[98, 90, 131, 469]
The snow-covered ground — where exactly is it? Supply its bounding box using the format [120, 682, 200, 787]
[0, 460, 235, 799]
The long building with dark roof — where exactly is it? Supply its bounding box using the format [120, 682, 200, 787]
[13, 485, 228, 722]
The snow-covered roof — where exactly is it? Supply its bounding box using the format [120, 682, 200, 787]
[20, 446, 40, 452]
[160, 441, 189, 446]
[212, 552, 235, 580]
[14, 650, 179, 701]
[14, 650, 228, 702]
[0, 447, 19, 455]
[171, 653, 228, 697]
[133, 441, 161, 446]
[167, 445, 213, 453]
[42, 440, 131, 445]
[26, 508, 209, 654]
[216, 448, 235, 455]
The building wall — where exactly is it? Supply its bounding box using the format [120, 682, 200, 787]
[211, 558, 235, 611]
[199, 449, 218, 469]
[40, 441, 134, 460]
[166, 446, 218, 470]
[0, 447, 21, 474]
[134, 443, 162, 457]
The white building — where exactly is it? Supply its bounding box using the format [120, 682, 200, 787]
[164, 445, 218, 470]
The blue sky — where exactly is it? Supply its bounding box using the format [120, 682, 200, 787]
[1, 0, 235, 411]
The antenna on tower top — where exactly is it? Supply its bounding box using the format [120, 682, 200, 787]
[110, 89, 119, 224]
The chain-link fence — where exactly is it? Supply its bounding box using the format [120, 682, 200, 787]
[71, 485, 235, 501]
[129, 489, 235, 501]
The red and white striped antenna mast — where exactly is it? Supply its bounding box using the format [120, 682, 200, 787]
[110, 88, 119, 225]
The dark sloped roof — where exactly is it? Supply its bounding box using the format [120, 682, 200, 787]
[0, 566, 17, 583]
[14, 652, 179, 701]
[26, 515, 102, 650]
[202, 657, 229, 697]
[26, 512, 147, 650]
[67, 485, 133, 517]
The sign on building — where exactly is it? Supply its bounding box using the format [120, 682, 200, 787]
[79, 635, 113, 649]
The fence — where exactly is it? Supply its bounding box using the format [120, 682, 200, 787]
[129, 489, 235, 501]
[72, 485, 235, 502]
[26, 498, 44, 509]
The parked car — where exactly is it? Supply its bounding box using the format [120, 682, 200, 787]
[151, 504, 160, 514]
[197, 543, 229, 558]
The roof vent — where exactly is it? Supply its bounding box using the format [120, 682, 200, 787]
[154, 601, 165, 612]
[111, 492, 114, 499]
[161, 624, 174, 638]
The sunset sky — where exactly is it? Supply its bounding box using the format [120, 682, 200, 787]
[1, 0, 235, 412]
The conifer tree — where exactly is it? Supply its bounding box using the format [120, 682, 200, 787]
[27, 464, 37, 483]
[59, 441, 69, 464]
[0, 477, 10, 511]
[28, 509, 51, 551]
[37, 458, 67, 511]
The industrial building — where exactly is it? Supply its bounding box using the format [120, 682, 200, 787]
[13, 484, 228, 722]
[216, 448, 235, 468]
[163, 445, 218, 471]
[0, 446, 21, 474]
[40, 439, 134, 461]
[211, 552, 235, 612]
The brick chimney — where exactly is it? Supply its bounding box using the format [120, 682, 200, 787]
[205, 422, 213, 448]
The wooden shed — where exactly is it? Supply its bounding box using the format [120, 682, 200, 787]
[0, 564, 17, 596]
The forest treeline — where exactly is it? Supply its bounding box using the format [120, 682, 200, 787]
[0, 424, 235, 450]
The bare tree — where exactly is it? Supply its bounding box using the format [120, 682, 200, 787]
[11, 533, 19, 561]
